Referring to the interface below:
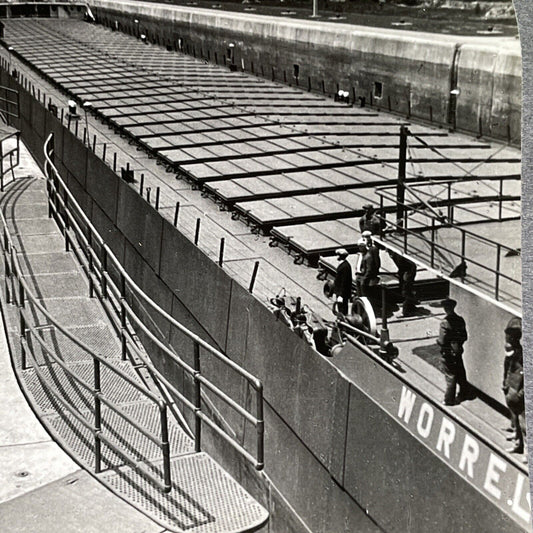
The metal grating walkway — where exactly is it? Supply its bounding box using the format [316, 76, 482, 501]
[0, 176, 268, 532]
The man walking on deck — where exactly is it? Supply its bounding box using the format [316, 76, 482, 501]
[438, 298, 471, 405]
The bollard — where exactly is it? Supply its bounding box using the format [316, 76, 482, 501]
[173, 201, 180, 226]
[218, 238, 225, 267]
[194, 218, 201, 245]
[249, 261, 260, 293]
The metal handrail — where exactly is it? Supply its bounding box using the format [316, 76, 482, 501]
[43, 133, 265, 470]
[376, 181, 520, 254]
[0, 213, 172, 492]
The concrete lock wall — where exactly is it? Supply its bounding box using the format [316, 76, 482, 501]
[11, 74, 529, 532]
[89, 0, 521, 143]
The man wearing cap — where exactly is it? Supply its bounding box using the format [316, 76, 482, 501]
[437, 298, 471, 405]
[359, 204, 385, 236]
[502, 324, 526, 461]
[333, 248, 352, 315]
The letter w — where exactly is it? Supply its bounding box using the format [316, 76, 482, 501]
[398, 386, 417, 424]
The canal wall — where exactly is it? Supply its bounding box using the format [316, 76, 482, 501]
[89, 0, 521, 144]
[5, 68, 530, 533]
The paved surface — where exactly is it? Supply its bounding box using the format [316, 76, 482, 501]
[0, 143, 268, 533]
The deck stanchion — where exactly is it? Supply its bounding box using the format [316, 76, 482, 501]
[397, 125, 408, 225]
[173, 201, 180, 226]
[430, 219, 436, 268]
[249, 261, 259, 293]
[498, 179, 504, 220]
[155, 186, 160, 210]
[92, 135, 96, 152]
[113, 152, 117, 172]
[495, 244, 501, 300]
[139, 173, 144, 196]
[120, 273, 127, 360]
[102, 143, 107, 162]
[194, 218, 201, 245]
[218, 238, 225, 267]
[461, 231, 466, 264]
[160, 404, 171, 492]
[146, 187, 151, 204]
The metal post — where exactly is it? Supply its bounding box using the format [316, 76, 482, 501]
[461, 231, 466, 263]
[193, 342, 201, 453]
[312, 0, 318, 17]
[102, 143, 107, 162]
[397, 125, 408, 225]
[101, 247, 108, 299]
[120, 273, 127, 360]
[160, 404, 171, 491]
[495, 244, 501, 300]
[155, 186, 160, 210]
[146, 187, 151, 204]
[379, 285, 390, 358]
[139, 173, 144, 196]
[249, 261, 259, 293]
[430, 219, 435, 268]
[173, 202, 180, 226]
[113, 153, 117, 172]
[18, 280, 26, 370]
[218, 238, 225, 267]
[447, 182, 452, 221]
[94, 358, 102, 473]
[194, 218, 201, 245]
[256, 383, 264, 470]
[498, 178, 503, 220]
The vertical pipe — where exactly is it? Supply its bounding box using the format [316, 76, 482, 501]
[94, 358, 102, 473]
[396, 125, 408, 225]
[120, 273, 127, 361]
[155, 186, 160, 210]
[173, 201, 180, 226]
[498, 178, 503, 220]
[218, 238, 225, 267]
[146, 187, 151, 204]
[430, 219, 435, 268]
[101, 247, 108, 299]
[102, 143, 107, 162]
[193, 342, 201, 453]
[139, 173, 144, 196]
[495, 244, 501, 300]
[160, 404, 171, 491]
[194, 218, 201, 245]
[113, 152, 117, 172]
[249, 261, 259, 293]
[461, 231, 466, 263]
[256, 383, 264, 470]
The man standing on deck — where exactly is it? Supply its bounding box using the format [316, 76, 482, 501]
[503, 324, 527, 462]
[438, 298, 472, 406]
[359, 204, 385, 236]
[333, 248, 352, 315]
[388, 249, 417, 316]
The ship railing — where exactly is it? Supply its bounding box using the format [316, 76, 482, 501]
[43, 133, 265, 471]
[374, 188, 520, 304]
[0, 211, 174, 493]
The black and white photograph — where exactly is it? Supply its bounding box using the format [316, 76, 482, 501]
[0, 0, 529, 531]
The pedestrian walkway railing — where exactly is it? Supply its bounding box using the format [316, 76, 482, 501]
[43, 133, 265, 471]
[0, 129, 19, 191]
[0, 209, 173, 493]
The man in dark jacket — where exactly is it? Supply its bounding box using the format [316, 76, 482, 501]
[438, 298, 471, 405]
[333, 248, 352, 315]
[388, 250, 417, 316]
[503, 325, 526, 460]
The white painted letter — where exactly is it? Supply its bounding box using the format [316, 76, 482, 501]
[436, 417, 456, 459]
[398, 386, 417, 424]
[459, 434, 479, 478]
[512, 474, 531, 523]
[416, 403, 434, 439]
[483, 453, 507, 500]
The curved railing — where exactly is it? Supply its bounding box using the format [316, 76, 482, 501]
[43, 133, 265, 470]
[0, 210, 173, 492]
